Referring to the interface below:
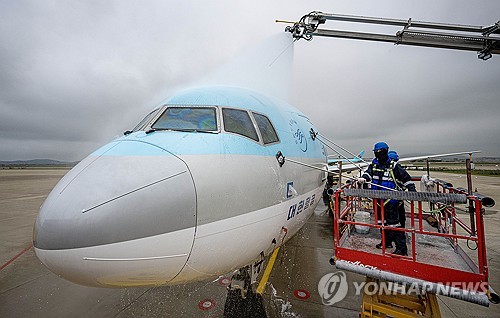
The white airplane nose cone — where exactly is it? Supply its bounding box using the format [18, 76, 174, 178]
[34, 141, 197, 287]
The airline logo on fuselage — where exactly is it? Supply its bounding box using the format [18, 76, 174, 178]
[287, 194, 315, 220]
[289, 119, 307, 152]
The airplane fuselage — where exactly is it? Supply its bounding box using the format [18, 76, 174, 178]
[34, 86, 327, 287]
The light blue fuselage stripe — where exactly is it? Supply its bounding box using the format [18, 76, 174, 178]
[93, 134, 324, 159]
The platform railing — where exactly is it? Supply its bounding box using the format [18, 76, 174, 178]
[332, 180, 492, 305]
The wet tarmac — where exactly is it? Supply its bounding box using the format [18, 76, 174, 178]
[1, 169, 499, 317]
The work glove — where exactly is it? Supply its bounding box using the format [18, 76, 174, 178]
[407, 184, 417, 192]
[357, 177, 366, 184]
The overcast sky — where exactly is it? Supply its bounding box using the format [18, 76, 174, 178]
[1, 0, 499, 161]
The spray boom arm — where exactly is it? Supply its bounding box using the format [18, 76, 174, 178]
[282, 11, 500, 60]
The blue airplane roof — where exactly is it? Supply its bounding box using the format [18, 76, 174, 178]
[163, 86, 300, 117]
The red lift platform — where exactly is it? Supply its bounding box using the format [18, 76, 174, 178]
[331, 175, 498, 312]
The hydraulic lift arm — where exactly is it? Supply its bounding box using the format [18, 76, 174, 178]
[281, 11, 500, 60]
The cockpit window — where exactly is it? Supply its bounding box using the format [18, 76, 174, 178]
[152, 107, 217, 132]
[222, 108, 259, 141]
[132, 108, 161, 132]
[253, 113, 279, 144]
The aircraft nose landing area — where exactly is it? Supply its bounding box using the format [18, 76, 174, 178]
[33, 141, 197, 287]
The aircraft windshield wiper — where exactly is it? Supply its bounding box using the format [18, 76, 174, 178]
[146, 128, 216, 134]
[145, 128, 168, 134]
[162, 128, 216, 134]
[192, 129, 217, 134]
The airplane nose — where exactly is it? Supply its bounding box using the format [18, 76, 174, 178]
[34, 141, 197, 287]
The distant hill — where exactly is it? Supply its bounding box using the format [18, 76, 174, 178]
[476, 157, 500, 163]
[0, 159, 77, 166]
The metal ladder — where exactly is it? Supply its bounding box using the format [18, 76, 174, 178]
[361, 277, 441, 318]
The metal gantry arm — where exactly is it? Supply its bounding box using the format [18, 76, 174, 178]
[283, 11, 500, 60]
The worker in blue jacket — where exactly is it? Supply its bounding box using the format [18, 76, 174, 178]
[388, 150, 407, 229]
[358, 142, 416, 256]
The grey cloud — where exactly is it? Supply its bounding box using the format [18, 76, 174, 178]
[1, 0, 499, 161]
